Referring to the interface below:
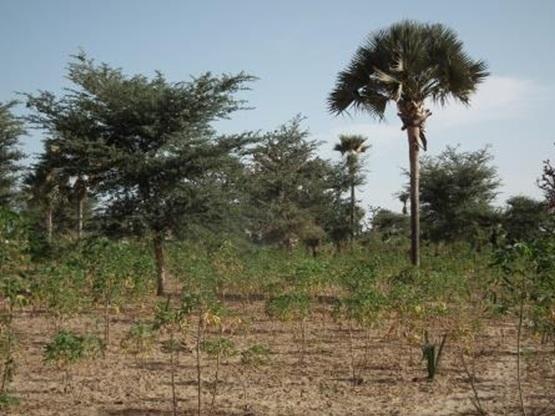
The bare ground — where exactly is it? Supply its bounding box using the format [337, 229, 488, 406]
[5, 294, 555, 416]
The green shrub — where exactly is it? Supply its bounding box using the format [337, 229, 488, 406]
[240, 344, 271, 367]
[44, 329, 104, 392]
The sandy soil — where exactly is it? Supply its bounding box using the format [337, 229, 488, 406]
[4, 294, 555, 416]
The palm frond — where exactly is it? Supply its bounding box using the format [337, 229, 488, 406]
[334, 134, 370, 155]
[328, 20, 488, 115]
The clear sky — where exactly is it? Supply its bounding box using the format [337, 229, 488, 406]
[1, 0, 554, 211]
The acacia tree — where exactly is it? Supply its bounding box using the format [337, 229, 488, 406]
[539, 146, 555, 211]
[371, 208, 409, 241]
[415, 146, 500, 246]
[248, 117, 335, 250]
[0, 102, 25, 208]
[503, 196, 548, 244]
[25, 142, 70, 242]
[328, 20, 488, 265]
[25, 90, 103, 239]
[30, 54, 255, 295]
[320, 162, 355, 251]
[333, 134, 369, 243]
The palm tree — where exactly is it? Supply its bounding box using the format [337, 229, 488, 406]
[328, 21, 488, 266]
[397, 191, 409, 215]
[25, 142, 68, 243]
[334, 134, 369, 243]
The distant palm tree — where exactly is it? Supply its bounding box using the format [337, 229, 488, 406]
[334, 134, 369, 243]
[397, 191, 409, 216]
[328, 20, 488, 266]
[25, 143, 68, 243]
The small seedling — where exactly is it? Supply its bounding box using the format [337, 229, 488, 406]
[43, 330, 104, 393]
[266, 292, 311, 363]
[0, 392, 19, 409]
[153, 297, 191, 416]
[421, 331, 447, 381]
[333, 262, 383, 385]
[40, 265, 87, 331]
[0, 276, 30, 397]
[240, 344, 271, 368]
[210, 240, 245, 298]
[85, 238, 135, 345]
[120, 322, 156, 367]
[0, 328, 16, 397]
[202, 336, 236, 416]
[239, 344, 271, 409]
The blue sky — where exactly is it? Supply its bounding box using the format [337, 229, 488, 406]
[1, 0, 554, 211]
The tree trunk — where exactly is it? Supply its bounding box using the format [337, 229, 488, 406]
[196, 313, 203, 416]
[75, 179, 86, 240]
[153, 233, 166, 296]
[46, 202, 53, 243]
[407, 127, 421, 267]
[350, 181, 355, 244]
[77, 196, 84, 239]
[104, 297, 111, 346]
[170, 330, 178, 416]
[517, 295, 527, 416]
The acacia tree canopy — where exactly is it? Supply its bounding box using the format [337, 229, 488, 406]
[247, 116, 337, 248]
[26, 53, 257, 294]
[411, 146, 500, 244]
[539, 145, 555, 211]
[0, 101, 25, 208]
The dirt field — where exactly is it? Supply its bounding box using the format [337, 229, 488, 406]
[5, 293, 555, 416]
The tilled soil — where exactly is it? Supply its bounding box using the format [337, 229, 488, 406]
[5, 295, 555, 416]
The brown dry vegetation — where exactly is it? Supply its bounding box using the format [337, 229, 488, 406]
[6, 288, 554, 416]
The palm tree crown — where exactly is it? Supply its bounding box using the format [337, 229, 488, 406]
[334, 134, 369, 245]
[334, 134, 369, 179]
[328, 20, 488, 266]
[334, 134, 369, 156]
[329, 20, 488, 139]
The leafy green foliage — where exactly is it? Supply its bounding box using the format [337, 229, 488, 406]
[44, 330, 104, 368]
[328, 20, 488, 116]
[371, 208, 409, 242]
[0, 327, 17, 394]
[492, 240, 555, 335]
[0, 208, 29, 279]
[121, 322, 156, 361]
[26, 53, 257, 294]
[333, 260, 385, 330]
[265, 292, 311, 322]
[0, 102, 25, 208]
[539, 146, 555, 210]
[0, 392, 19, 409]
[502, 196, 549, 244]
[43, 330, 104, 393]
[85, 237, 153, 301]
[0, 215, 30, 396]
[210, 239, 246, 295]
[34, 262, 88, 326]
[247, 116, 337, 248]
[240, 344, 271, 367]
[416, 146, 500, 245]
[334, 134, 369, 241]
[201, 337, 235, 358]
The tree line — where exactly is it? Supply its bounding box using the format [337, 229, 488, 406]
[0, 21, 554, 297]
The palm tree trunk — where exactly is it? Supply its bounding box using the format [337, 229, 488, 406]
[350, 180, 355, 243]
[77, 196, 84, 239]
[153, 233, 166, 296]
[75, 179, 86, 240]
[407, 127, 421, 267]
[46, 201, 53, 243]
